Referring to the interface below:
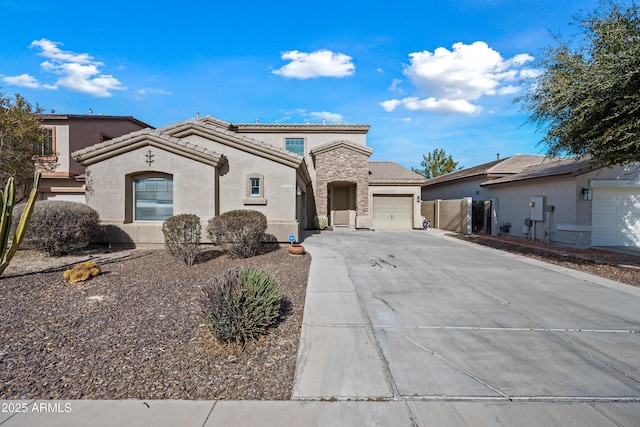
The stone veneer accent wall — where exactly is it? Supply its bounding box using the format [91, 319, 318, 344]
[314, 146, 371, 218]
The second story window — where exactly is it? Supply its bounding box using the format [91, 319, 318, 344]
[285, 138, 305, 156]
[33, 127, 55, 157]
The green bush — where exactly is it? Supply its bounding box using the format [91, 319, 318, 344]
[206, 210, 267, 258]
[162, 214, 201, 266]
[199, 267, 281, 344]
[13, 200, 100, 256]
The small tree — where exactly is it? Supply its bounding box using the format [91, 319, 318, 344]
[412, 148, 461, 179]
[517, 1, 640, 166]
[0, 92, 55, 200]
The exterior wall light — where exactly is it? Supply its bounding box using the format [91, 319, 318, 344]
[582, 188, 593, 201]
[528, 201, 535, 207]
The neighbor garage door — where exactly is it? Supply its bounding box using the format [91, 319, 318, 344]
[591, 188, 640, 246]
[372, 195, 413, 229]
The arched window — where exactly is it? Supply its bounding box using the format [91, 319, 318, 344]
[134, 176, 173, 221]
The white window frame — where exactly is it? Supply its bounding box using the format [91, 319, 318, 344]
[243, 173, 266, 205]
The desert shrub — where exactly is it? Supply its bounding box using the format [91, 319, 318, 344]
[314, 215, 328, 230]
[206, 210, 267, 258]
[162, 214, 201, 265]
[13, 200, 100, 256]
[199, 267, 281, 344]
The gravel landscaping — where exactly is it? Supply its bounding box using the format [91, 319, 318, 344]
[0, 245, 310, 400]
[451, 233, 640, 287]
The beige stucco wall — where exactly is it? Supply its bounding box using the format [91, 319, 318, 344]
[184, 134, 300, 241]
[85, 133, 302, 244]
[85, 144, 217, 244]
[422, 177, 488, 201]
[370, 185, 423, 229]
[485, 177, 577, 242]
[52, 124, 70, 174]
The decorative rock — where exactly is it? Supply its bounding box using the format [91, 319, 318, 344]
[63, 261, 101, 283]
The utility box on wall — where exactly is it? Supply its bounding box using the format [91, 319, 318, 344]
[529, 196, 545, 221]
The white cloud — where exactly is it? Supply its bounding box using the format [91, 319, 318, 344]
[309, 111, 344, 123]
[273, 50, 355, 79]
[380, 99, 402, 112]
[382, 41, 534, 114]
[388, 78, 403, 93]
[134, 88, 172, 100]
[2, 73, 50, 89]
[28, 38, 125, 97]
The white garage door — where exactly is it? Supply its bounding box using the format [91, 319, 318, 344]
[591, 188, 640, 246]
[372, 195, 413, 229]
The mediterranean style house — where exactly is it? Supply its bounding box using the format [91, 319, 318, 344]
[36, 114, 152, 201]
[72, 116, 426, 244]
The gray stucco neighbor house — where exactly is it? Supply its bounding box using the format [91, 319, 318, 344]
[72, 116, 426, 244]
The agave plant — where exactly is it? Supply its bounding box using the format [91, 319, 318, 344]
[0, 172, 41, 275]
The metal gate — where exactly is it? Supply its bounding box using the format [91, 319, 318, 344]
[472, 200, 491, 234]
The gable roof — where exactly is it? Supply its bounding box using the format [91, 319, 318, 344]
[481, 157, 598, 186]
[422, 154, 547, 186]
[72, 128, 226, 167]
[369, 161, 427, 185]
[73, 117, 307, 170]
[311, 139, 374, 157]
[158, 119, 304, 168]
[38, 113, 153, 129]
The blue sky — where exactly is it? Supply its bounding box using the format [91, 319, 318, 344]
[1, 0, 601, 170]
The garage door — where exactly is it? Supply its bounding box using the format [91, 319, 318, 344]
[372, 195, 413, 229]
[591, 188, 640, 246]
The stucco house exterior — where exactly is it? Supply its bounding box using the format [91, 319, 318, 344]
[36, 114, 152, 201]
[422, 155, 640, 247]
[72, 116, 426, 244]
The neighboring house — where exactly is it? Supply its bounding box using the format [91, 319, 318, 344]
[36, 114, 152, 201]
[422, 155, 640, 247]
[72, 116, 426, 244]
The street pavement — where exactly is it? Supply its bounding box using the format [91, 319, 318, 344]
[2, 229, 639, 426]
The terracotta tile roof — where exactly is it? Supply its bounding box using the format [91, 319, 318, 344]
[482, 157, 597, 186]
[369, 161, 427, 185]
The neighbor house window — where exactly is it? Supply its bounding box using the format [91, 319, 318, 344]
[33, 127, 55, 157]
[134, 177, 173, 220]
[285, 138, 305, 156]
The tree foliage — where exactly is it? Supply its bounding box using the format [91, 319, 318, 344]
[0, 92, 53, 198]
[412, 148, 460, 179]
[517, 1, 640, 166]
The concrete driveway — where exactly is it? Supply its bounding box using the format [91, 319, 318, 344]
[293, 229, 640, 425]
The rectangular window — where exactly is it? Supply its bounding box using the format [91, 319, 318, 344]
[33, 127, 55, 157]
[134, 177, 173, 221]
[250, 177, 261, 196]
[285, 138, 305, 156]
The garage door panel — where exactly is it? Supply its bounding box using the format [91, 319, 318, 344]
[372, 195, 413, 229]
[592, 189, 640, 246]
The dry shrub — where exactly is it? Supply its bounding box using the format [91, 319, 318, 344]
[162, 214, 201, 265]
[206, 210, 267, 258]
[14, 200, 100, 256]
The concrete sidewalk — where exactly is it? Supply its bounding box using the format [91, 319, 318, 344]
[2, 230, 639, 426]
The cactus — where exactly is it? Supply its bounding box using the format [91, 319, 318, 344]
[0, 172, 42, 275]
